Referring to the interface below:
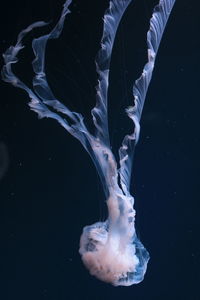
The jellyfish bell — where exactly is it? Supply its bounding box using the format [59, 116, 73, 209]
[79, 191, 149, 286]
[79, 223, 150, 286]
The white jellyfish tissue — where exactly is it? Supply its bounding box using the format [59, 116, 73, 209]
[2, 0, 176, 286]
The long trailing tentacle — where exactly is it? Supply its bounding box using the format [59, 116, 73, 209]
[1, 21, 72, 130]
[1, 0, 133, 198]
[91, 0, 132, 146]
[1, 0, 108, 190]
[2, 0, 176, 198]
[118, 0, 176, 196]
[1, 0, 89, 142]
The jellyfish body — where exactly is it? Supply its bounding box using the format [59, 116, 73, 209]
[79, 195, 149, 286]
[2, 0, 176, 286]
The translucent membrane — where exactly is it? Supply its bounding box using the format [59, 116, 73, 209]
[2, 0, 176, 286]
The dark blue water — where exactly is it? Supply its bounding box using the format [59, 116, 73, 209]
[0, 0, 199, 299]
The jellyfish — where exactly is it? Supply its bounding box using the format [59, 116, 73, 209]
[2, 0, 176, 286]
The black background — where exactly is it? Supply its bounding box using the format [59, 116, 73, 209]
[0, 0, 200, 299]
